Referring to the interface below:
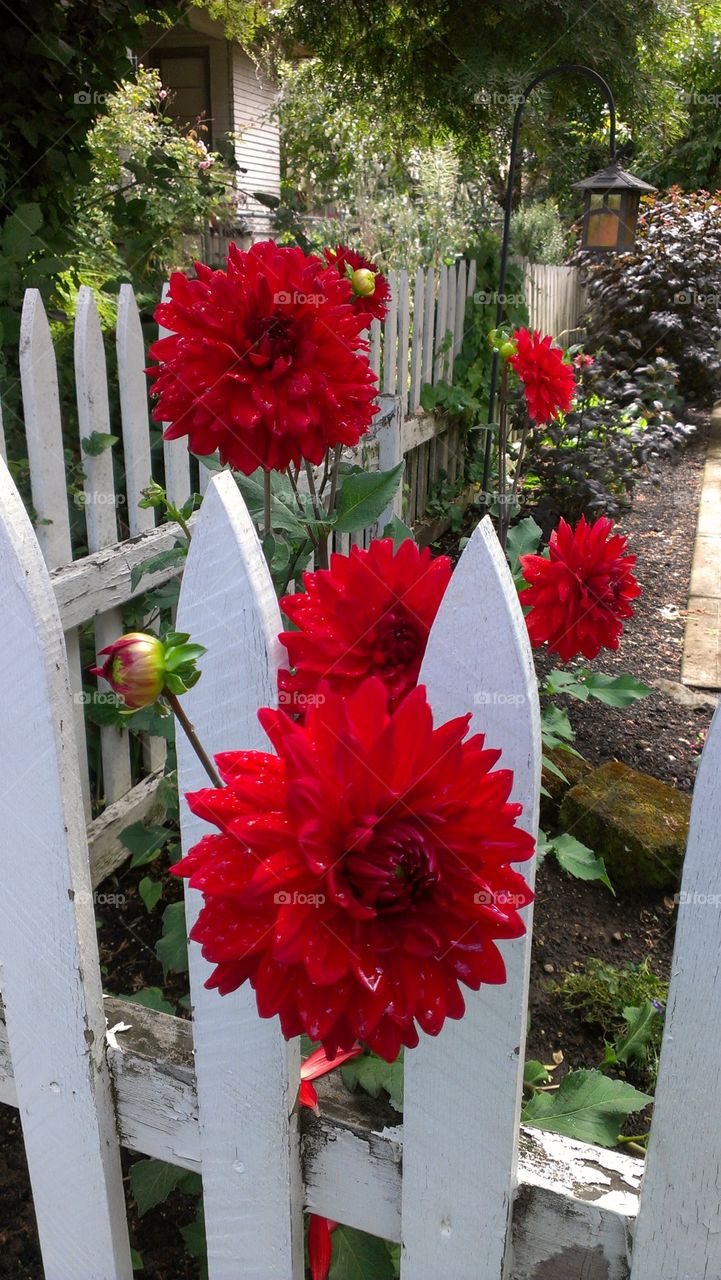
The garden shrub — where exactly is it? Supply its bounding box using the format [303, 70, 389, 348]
[578, 188, 721, 403]
[509, 199, 570, 265]
[524, 348, 695, 523]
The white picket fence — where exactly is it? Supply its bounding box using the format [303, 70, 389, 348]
[0, 258, 583, 832]
[0, 454, 720, 1279]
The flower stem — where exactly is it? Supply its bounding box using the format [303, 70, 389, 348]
[305, 461, 329, 569]
[263, 470, 272, 540]
[165, 691, 222, 787]
[326, 444, 342, 517]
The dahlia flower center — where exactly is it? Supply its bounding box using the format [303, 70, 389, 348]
[246, 314, 297, 368]
[369, 610, 421, 679]
[343, 818, 438, 913]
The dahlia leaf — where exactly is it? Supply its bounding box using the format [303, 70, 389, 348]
[119, 821, 169, 868]
[609, 1002, 661, 1066]
[82, 431, 118, 456]
[552, 833, 614, 894]
[129, 1157, 188, 1216]
[582, 672, 653, 708]
[544, 669, 589, 701]
[382, 515, 414, 549]
[234, 469, 307, 538]
[138, 876, 163, 913]
[524, 1059, 552, 1088]
[328, 1226, 395, 1280]
[505, 515, 543, 586]
[122, 986, 174, 1015]
[333, 463, 404, 533]
[341, 1051, 404, 1113]
[522, 1068, 651, 1147]
[130, 544, 188, 591]
[155, 901, 189, 977]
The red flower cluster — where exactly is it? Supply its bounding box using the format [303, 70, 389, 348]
[147, 241, 378, 474]
[323, 245, 390, 325]
[172, 679, 534, 1061]
[279, 538, 452, 715]
[519, 515, 640, 662]
[509, 328, 576, 424]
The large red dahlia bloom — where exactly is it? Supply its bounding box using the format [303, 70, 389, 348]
[278, 538, 452, 714]
[323, 245, 390, 325]
[509, 328, 576, 424]
[519, 515, 641, 662]
[147, 241, 378, 474]
[172, 679, 534, 1061]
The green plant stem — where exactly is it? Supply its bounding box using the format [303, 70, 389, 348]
[263, 470, 272, 540]
[279, 537, 313, 596]
[165, 691, 222, 788]
[326, 443, 342, 517]
[498, 360, 509, 549]
[305, 460, 328, 568]
[507, 424, 530, 527]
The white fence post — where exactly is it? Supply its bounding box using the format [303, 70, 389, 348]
[19, 289, 92, 819]
[175, 472, 304, 1279]
[0, 457, 132, 1279]
[75, 287, 133, 805]
[401, 516, 541, 1279]
[370, 395, 404, 537]
[630, 701, 721, 1279]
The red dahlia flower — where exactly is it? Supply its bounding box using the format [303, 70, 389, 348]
[300, 1042, 363, 1113]
[508, 328, 576, 424]
[147, 241, 378, 474]
[172, 678, 534, 1061]
[279, 538, 452, 715]
[308, 1215, 337, 1280]
[323, 245, 390, 325]
[519, 515, 641, 662]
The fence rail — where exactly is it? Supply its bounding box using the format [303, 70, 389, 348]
[0, 455, 720, 1278]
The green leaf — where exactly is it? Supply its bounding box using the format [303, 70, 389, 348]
[82, 431, 118, 456]
[181, 1205, 208, 1280]
[553, 833, 614, 893]
[419, 383, 437, 412]
[613, 1002, 661, 1065]
[382, 515, 414, 549]
[131, 1248, 143, 1271]
[155, 901, 189, 977]
[130, 545, 187, 591]
[138, 876, 163, 913]
[524, 1059, 552, 1087]
[119, 822, 168, 868]
[123, 987, 174, 1015]
[505, 516, 543, 582]
[544, 669, 589, 701]
[328, 1225, 396, 1280]
[334, 463, 405, 533]
[129, 1158, 187, 1216]
[341, 1050, 403, 1112]
[522, 1068, 651, 1147]
[583, 672, 653, 708]
[540, 703, 579, 752]
[234, 469, 307, 538]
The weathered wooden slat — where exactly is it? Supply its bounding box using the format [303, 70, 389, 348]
[446, 261, 458, 381]
[402, 516, 541, 1279]
[454, 259, 467, 364]
[116, 285, 155, 536]
[76, 287, 133, 805]
[51, 518, 193, 629]
[421, 266, 435, 389]
[396, 268, 411, 416]
[433, 263, 448, 383]
[630, 701, 721, 1280]
[0, 457, 133, 1277]
[158, 281, 193, 509]
[175, 472, 303, 1279]
[382, 269, 399, 395]
[20, 288, 91, 818]
[0, 996, 644, 1280]
[409, 267, 425, 412]
[88, 770, 165, 888]
[370, 397, 404, 536]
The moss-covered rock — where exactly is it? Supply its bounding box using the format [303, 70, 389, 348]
[540, 747, 593, 824]
[559, 761, 691, 893]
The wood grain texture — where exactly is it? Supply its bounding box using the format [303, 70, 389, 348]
[630, 700, 721, 1280]
[0, 457, 132, 1278]
[401, 516, 541, 1279]
[116, 284, 155, 536]
[175, 472, 303, 1279]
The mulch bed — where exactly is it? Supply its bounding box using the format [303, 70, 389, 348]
[0, 415, 715, 1276]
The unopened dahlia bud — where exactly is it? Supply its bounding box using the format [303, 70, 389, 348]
[90, 633, 165, 710]
[351, 267, 376, 297]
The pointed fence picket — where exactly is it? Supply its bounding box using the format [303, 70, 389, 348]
[3, 453, 721, 1278]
